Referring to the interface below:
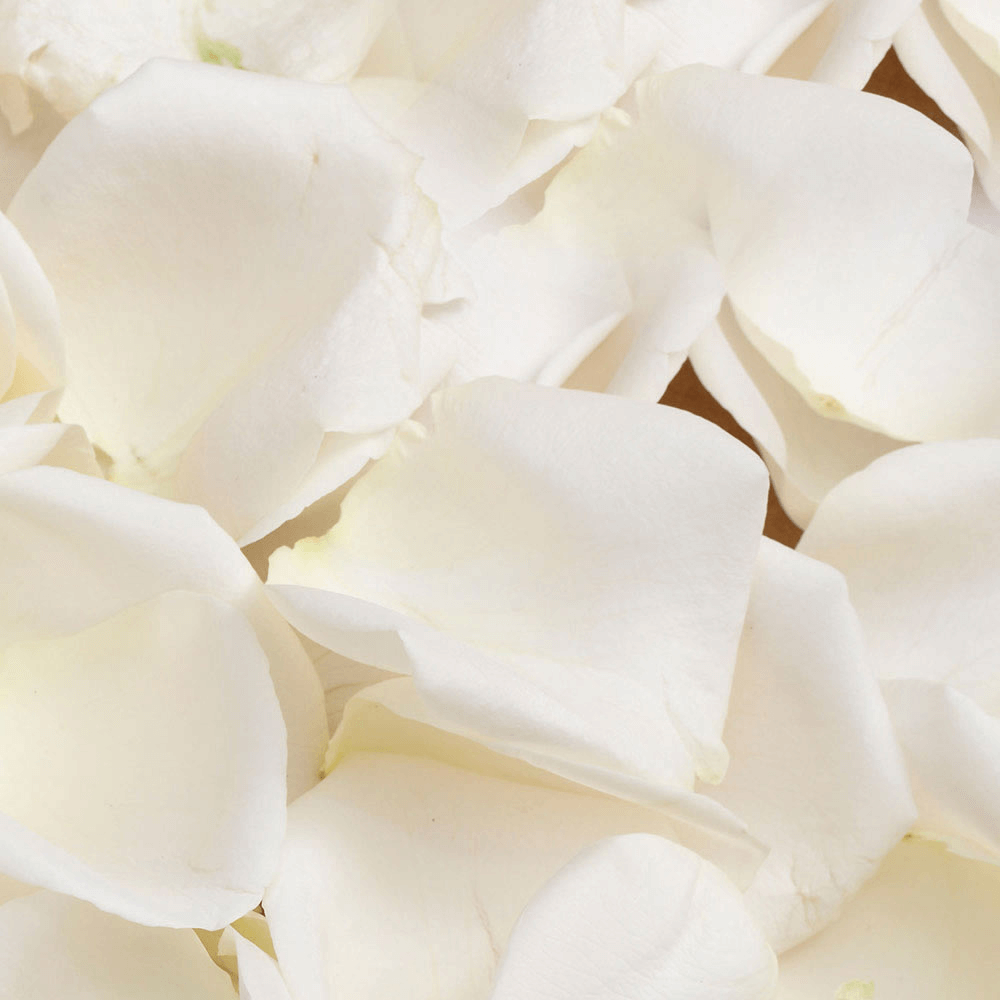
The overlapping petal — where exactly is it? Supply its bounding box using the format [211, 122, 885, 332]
[896, 0, 1000, 208]
[8, 59, 453, 542]
[704, 539, 915, 950]
[777, 840, 1000, 998]
[269, 377, 769, 797]
[800, 440, 1000, 861]
[490, 834, 777, 1000]
[0, 891, 237, 998]
[265, 703, 769, 1000]
[0, 467, 326, 925]
[520, 64, 996, 515]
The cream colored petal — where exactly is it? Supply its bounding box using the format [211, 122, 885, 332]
[799, 440, 1000, 859]
[265, 711, 764, 1000]
[0, 208, 61, 398]
[355, 0, 635, 226]
[9, 59, 445, 540]
[0, 891, 237, 999]
[0, 420, 99, 476]
[200, 0, 389, 83]
[490, 834, 777, 1000]
[0, 83, 64, 209]
[777, 840, 1000, 998]
[0, 467, 326, 799]
[881, 679, 1000, 862]
[0, 591, 286, 928]
[632, 0, 827, 77]
[767, 0, 918, 86]
[896, 0, 1000, 206]
[689, 305, 903, 527]
[705, 540, 915, 951]
[0, 0, 195, 117]
[220, 926, 292, 1000]
[329, 679, 766, 883]
[270, 378, 769, 795]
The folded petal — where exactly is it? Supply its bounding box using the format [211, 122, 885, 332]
[0, 467, 326, 802]
[0, 85, 64, 209]
[704, 539, 915, 951]
[645, 68, 971, 437]
[777, 840, 1000, 998]
[269, 378, 769, 796]
[689, 306, 903, 526]
[354, 0, 636, 226]
[799, 440, 1000, 859]
[8, 59, 447, 541]
[766, 0, 918, 86]
[896, 0, 1000, 206]
[0, 209, 62, 399]
[220, 926, 293, 1000]
[490, 834, 777, 1000]
[881, 679, 1000, 862]
[265, 706, 764, 1000]
[0, 0, 194, 117]
[0, 891, 236, 999]
[201, 0, 388, 83]
[0, 419, 99, 476]
[0, 590, 286, 928]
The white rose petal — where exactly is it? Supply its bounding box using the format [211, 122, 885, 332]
[0, 467, 327, 925]
[765, 0, 918, 85]
[777, 839, 1000, 998]
[704, 539, 916, 950]
[800, 440, 1000, 862]
[689, 306, 901, 526]
[8, 59, 452, 542]
[0, 85, 63, 209]
[265, 707, 769, 1000]
[219, 926, 293, 1000]
[0, 588, 286, 929]
[269, 377, 769, 798]
[0, 891, 237, 999]
[489, 834, 777, 1000]
[0, 209, 61, 401]
[896, 0, 1000, 210]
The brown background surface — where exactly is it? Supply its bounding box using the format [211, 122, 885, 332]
[659, 49, 958, 549]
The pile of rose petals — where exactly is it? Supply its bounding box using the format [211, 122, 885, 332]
[2, 2, 1000, 998]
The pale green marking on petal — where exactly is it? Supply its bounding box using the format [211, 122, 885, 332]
[835, 981, 875, 1000]
[197, 36, 244, 70]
